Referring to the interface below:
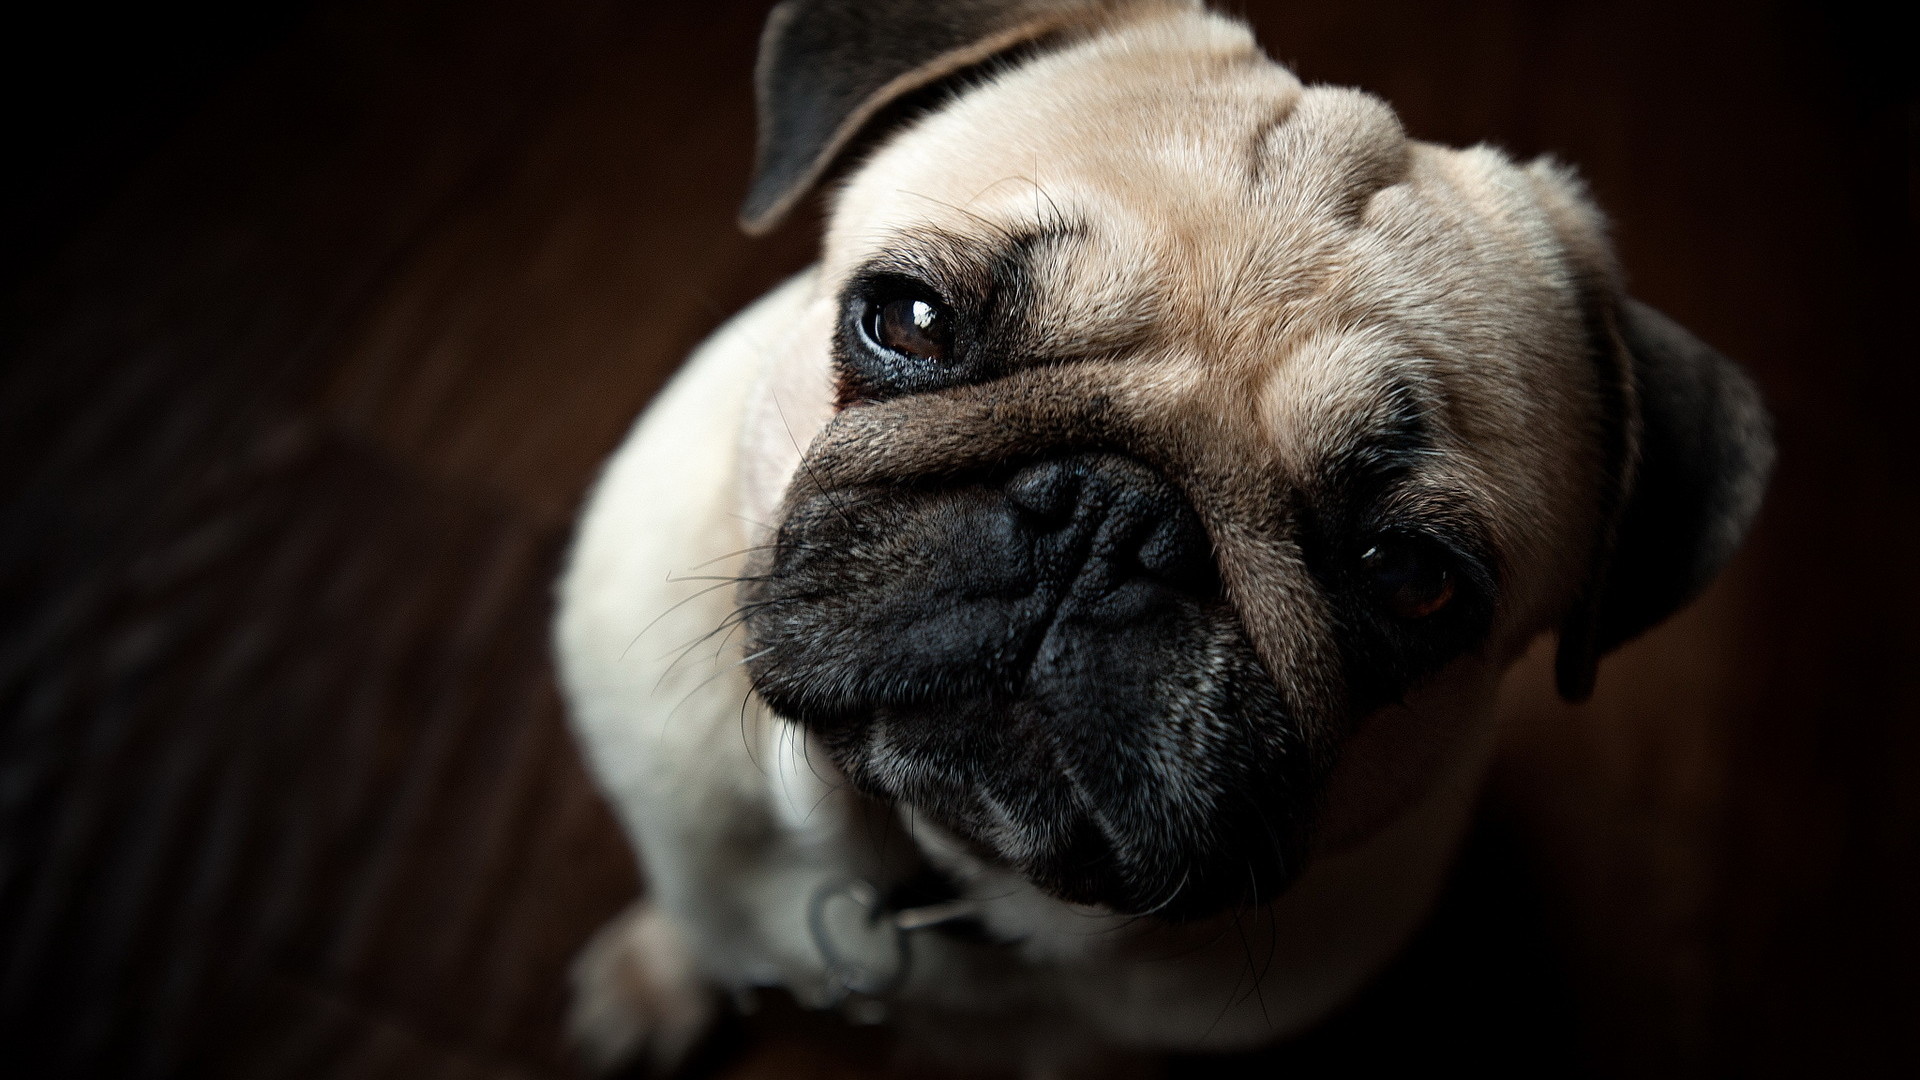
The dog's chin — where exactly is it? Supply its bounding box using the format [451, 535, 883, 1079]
[745, 454, 1329, 921]
[814, 700, 1289, 920]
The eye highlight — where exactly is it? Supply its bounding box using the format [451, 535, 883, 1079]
[862, 293, 953, 363]
[1360, 535, 1456, 619]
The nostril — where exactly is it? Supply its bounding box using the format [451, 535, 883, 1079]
[1006, 461, 1080, 526]
[1004, 456, 1220, 595]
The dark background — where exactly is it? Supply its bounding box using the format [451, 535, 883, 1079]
[2, 1, 1913, 1076]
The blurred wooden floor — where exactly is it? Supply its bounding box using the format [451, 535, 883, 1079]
[1, 1, 1913, 1077]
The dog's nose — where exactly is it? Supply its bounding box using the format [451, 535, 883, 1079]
[1004, 455, 1217, 597]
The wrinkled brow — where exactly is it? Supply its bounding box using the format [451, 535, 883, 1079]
[856, 220, 1084, 304]
[1310, 375, 1441, 502]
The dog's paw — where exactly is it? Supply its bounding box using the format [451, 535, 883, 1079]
[568, 902, 721, 1076]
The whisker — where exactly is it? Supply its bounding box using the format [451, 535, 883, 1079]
[660, 646, 774, 740]
[1239, 861, 1274, 1031]
[1203, 906, 1257, 1042]
[651, 597, 798, 686]
[774, 392, 867, 539]
[728, 511, 781, 534]
[896, 188, 1020, 241]
[803, 763, 850, 824]
[622, 577, 749, 659]
[739, 676, 767, 775]
[679, 543, 784, 572]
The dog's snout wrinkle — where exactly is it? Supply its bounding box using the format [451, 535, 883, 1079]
[1005, 458, 1081, 525]
[744, 451, 1313, 918]
[1011, 455, 1219, 607]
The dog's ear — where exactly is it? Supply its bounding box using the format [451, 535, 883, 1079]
[1552, 299, 1776, 701]
[740, 0, 1197, 233]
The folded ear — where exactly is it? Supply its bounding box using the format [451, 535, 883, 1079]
[1554, 299, 1776, 701]
[741, 0, 1198, 234]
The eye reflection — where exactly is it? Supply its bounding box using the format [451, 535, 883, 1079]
[865, 295, 952, 363]
[1360, 537, 1456, 619]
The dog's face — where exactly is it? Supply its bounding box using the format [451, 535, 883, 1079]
[736, 1, 1771, 919]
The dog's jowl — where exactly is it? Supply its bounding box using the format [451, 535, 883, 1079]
[554, 1, 1774, 1074]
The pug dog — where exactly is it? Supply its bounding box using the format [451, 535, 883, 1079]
[554, 0, 1773, 1074]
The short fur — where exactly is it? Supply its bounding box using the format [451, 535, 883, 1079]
[555, 1, 1772, 1073]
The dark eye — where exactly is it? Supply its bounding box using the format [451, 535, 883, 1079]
[862, 293, 952, 363]
[1360, 536, 1456, 619]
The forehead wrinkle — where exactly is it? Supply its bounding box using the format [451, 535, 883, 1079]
[1255, 325, 1530, 570]
[1258, 325, 1419, 474]
[835, 46, 1325, 365]
[1191, 474, 1345, 736]
[853, 215, 1085, 294]
[1244, 93, 1302, 184]
[1145, 138, 1405, 369]
[1024, 225, 1167, 360]
[873, 206, 1174, 372]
